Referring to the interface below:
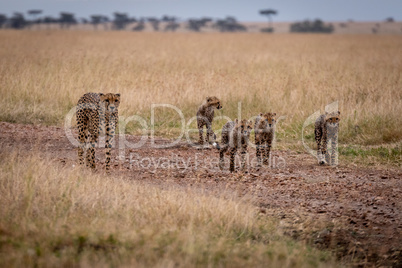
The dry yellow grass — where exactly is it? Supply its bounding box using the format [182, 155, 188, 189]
[0, 150, 335, 267]
[0, 30, 401, 148]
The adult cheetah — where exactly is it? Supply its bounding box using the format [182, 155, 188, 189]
[196, 96, 222, 146]
[315, 111, 340, 166]
[254, 112, 276, 166]
[219, 119, 253, 172]
[77, 92, 120, 170]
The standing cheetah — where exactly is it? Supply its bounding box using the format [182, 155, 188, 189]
[196, 96, 222, 146]
[254, 112, 276, 166]
[219, 119, 253, 172]
[315, 111, 340, 166]
[77, 92, 120, 171]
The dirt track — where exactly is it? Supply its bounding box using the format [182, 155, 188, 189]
[1, 121, 401, 266]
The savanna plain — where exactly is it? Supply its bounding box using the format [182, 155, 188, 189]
[0, 30, 401, 267]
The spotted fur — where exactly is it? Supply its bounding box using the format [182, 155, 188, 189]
[315, 111, 340, 166]
[254, 112, 276, 166]
[77, 92, 120, 170]
[219, 119, 253, 172]
[196, 96, 222, 145]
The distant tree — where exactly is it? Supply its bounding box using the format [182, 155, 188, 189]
[101, 16, 110, 30]
[187, 19, 203, 32]
[0, 14, 7, 28]
[187, 17, 212, 32]
[80, 18, 88, 24]
[113, 12, 129, 30]
[213, 17, 247, 32]
[42, 16, 58, 29]
[165, 21, 180, 32]
[162, 16, 180, 32]
[28, 10, 42, 20]
[91, 15, 104, 30]
[59, 12, 77, 29]
[147, 17, 160, 31]
[161, 15, 177, 22]
[385, 17, 394, 23]
[200, 17, 212, 25]
[132, 21, 145, 31]
[10, 13, 27, 29]
[259, 9, 277, 32]
[290, 19, 334, 33]
[27, 9, 42, 28]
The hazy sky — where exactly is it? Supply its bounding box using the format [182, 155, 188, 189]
[0, 0, 401, 22]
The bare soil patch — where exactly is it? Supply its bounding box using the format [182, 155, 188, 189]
[1, 122, 401, 266]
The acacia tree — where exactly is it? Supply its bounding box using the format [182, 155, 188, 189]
[0, 14, 7, 28]
[213, 17, 246, 32]
[43, 16, 58, 30]
[59, 12, 76, 29]
[10, 13, 27, 29]
[113, 12, 129, 30]
[28, 10, 42, 29]
[147, 17, 160, 31]
[91, 15, 104, 30]
[259, 9, 277, 32]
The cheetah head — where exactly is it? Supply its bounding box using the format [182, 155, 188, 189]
[100, 93, 120, 113]
[206, 96, 222, 110]
[235, 119, 253, 137]
[260, 112, 277, 130]
[325, 111, 340, 127]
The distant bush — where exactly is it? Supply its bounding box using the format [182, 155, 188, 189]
[132, 22, 145, 31]
[385, 17, 394, 23]
[261, 27, 274, 33]
[290, 19, 334, 33]
[213, 17, 247, 32]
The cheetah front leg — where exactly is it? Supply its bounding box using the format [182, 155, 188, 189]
[105, 116, 118, 171]
[240, 145, 248, 172]
[329, 135, 339, 166]
[206, 123, 215, 143]
[198, 124, 204, 145]
[315, 126, 325, 165]
[255, 138, 262, 167]
[229, 147, 237, 173]
[77, 120, 88, 166]
[219, 144, 228, 170]
[263, 140, 272, 166]
[320, 132, 328, 165]
[88, 123, 99, 169]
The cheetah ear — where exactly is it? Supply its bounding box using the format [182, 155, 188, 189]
[259, 113, 263, 117]
[273, 113, 276, 116]
[338, 111, 340, 115]
[116, 93, 120, 97]
[99, 93, 106, 101]
[206, 96, 212, 102]
[235, 118, 238, 124]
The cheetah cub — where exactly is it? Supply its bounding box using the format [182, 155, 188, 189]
[315, 111, 340, 166]
[219, 119, 253, 172]
[254, 112, 276, 166]
[196, 96, 222, 147]
[77, 92, 120, 171]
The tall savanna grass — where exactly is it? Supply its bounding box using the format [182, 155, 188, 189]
[0, 30, 401, 146]
[0, 151, 334, 267]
